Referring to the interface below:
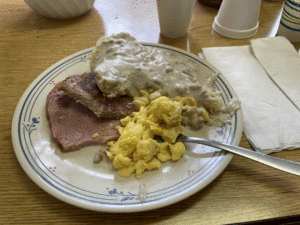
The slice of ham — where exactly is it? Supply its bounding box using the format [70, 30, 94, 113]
[55, 72, 134, 119]
[46, 86, 121, 152]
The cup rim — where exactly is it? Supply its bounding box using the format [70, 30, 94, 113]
[212, 17, 259, 39]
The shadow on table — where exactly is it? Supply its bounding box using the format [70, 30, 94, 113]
[7, 6, 105, 37]
[158, 33, 188, 51]
[5, 6, 105, 41]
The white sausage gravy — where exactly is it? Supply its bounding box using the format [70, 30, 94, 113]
[90, 32, 239, 115]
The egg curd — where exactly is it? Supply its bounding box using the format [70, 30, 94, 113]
[106, 91, 211, 179]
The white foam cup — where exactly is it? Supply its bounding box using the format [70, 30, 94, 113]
[156, 0, 197, 38]
[213, 0, 262, 39]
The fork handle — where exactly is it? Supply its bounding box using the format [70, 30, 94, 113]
[186, 136, 300, 176]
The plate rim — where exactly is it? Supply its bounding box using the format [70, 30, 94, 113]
[11, 43, 243, 213]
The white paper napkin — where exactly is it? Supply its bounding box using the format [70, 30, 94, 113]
[200, 37, 300, 154]
[251, 37, 300, 111]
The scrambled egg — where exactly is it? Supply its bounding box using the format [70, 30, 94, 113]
[106, 91, 210, 179]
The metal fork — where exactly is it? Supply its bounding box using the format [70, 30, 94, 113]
[180, 135, 300, 176]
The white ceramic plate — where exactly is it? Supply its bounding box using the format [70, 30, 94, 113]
[12, 43, 243, 213]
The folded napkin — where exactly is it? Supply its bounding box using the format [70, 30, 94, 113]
[251, 37, 300, 111]
[200, 37, 300, 154]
